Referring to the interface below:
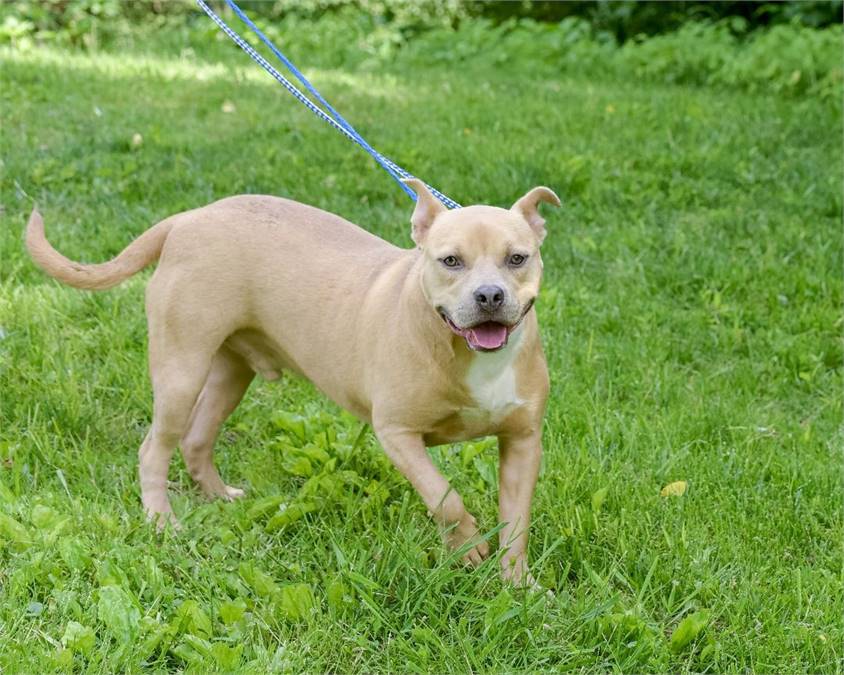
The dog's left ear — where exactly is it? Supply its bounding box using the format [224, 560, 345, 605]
[403, 178, 446, 246]
[511, 186, 561, 243]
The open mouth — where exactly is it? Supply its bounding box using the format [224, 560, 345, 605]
[439, 312, 512, 352]
[445, 316, 509, 351]
[439, 299, 535, 352]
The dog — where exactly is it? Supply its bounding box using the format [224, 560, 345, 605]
[25, 180, 559, 585]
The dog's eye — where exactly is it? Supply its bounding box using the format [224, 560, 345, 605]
[441, 255, 462, 269]
[508, 253, 528, 267]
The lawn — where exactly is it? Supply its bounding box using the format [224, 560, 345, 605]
[0, 15, 842, 674]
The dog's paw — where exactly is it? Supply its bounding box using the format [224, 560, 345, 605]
[444, 515, 490, 567]
[197, 476, 246, 502]
[461, 539, 490, 567]
[222, 484, 245, 501]
[500, 555, 542, 590]
[145, 506, 181, 532]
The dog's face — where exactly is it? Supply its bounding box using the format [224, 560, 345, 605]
[406, 181, 560, 352]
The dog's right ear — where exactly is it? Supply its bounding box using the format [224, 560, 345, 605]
[403, 178, 446, 246]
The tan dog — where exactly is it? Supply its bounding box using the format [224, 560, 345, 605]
[25, 180, 559, 585]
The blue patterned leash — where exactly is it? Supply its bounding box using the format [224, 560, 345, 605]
[196, 0, 460, 209]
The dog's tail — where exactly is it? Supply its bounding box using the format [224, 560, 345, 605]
[25, 208, 176, 291]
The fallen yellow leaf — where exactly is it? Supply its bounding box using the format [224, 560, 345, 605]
[660, 480, 687, 497]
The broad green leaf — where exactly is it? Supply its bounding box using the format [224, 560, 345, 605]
[483, 590, 515, 631]
[272, 412, 307, 443]
[700, 642, 716, 663]
[96, 559, 130, 587]
[173, 635, 214, 666]
[183, 634, 214, 659]
[411, 626, 437, 644]
[326, 576, 352, 611]
[591, 487, 609, 513]
[298, 444, 331, 465]
[337, 470, 363, 487]
[277, 583, 317, 621]
[246, 494, 287, 521]
[219, 598, 247, 626]
[363, 479, 390, 506]
[52, 649, 73, 670]
[598, 611, 649, 641]
[135, 618, 170, 662]
[174, 599, 212, 638]
[143, 555, 165, 594]
[58, 537, 92, 571]
[281, 454, 313, 477]
[670, 610, 710, 652]
[212, 642, 243, 670]
[300, 469, 349, 502]
[61, 621, 95, 655]
[31, 504, 62, 529]
[0, 479, 15, 503]
[239, 562, 279, 597]
[298, 460, 346, 496]
[97, 585, 140, 642]
[265, 501, 316, 532]
[461, 438, 495, 467]
[345, 569, 379, 590]
[0, 512, 31, 549]
[473, 455, 497, 488]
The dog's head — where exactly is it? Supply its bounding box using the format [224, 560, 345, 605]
[404, 179, 560, 352]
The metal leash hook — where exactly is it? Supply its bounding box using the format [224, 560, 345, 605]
[196, 0, 461, 209]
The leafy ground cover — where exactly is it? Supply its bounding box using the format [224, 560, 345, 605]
[0, 13, 842, 674]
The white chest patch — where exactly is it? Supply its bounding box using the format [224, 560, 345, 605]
[463, 326, 525, 423]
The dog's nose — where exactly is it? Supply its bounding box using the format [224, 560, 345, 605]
[474, 285, 505, 312]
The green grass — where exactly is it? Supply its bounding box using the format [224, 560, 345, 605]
[1, 24, 842, 674]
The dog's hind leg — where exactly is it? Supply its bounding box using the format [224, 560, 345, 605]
[140, 345, 216, 527]
[140, 285, 234, 526]
[180, 346, 254, 500]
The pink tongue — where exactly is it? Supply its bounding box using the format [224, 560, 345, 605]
[469, 322, 508, 349]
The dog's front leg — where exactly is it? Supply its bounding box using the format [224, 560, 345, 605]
[375, 426, 489, 566]
[497, 430, 542, 587]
